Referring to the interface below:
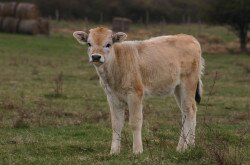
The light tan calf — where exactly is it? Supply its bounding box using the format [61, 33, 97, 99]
[73, 27, 204, 154]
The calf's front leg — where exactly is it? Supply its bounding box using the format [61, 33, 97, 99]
[127, 93, 143, 154]
[107, 97, 125, 155]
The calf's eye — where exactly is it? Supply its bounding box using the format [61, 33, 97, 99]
[87, 43, 91, 47]
[105, 43, 111, 48]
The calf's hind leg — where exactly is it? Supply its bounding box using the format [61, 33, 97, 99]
[175, 81, 197, 152]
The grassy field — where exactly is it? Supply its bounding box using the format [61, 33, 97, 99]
[0, 23, 249, 164]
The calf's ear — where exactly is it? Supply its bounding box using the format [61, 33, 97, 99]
[112, 32, 127, 43]
[73, 31, 88, 44]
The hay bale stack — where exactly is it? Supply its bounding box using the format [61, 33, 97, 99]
[18, 19, 39, 35]
[15, 3, 39, 19]
[0, 17, 50, 35]
[38, 18, 49, 35]
[1, 2, 17, 17]
[0, 2, 50, 35]
[1, 17, 19, 33]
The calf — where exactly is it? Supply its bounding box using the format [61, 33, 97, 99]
[73, 27, 204, 154]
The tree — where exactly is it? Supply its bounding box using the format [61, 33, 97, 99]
[208, 0, 250, 53]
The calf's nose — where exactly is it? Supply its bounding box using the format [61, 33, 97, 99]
[92, 54, 101, 62]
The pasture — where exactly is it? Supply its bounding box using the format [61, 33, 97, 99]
[0, 22, 249, 164]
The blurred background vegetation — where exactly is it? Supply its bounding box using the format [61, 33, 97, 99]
[1, 0, 208, 22]
[1, 0, 249, 53]
[0, 0, 246, 24]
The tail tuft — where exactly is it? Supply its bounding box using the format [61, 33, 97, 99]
[195, 81, 201, 104]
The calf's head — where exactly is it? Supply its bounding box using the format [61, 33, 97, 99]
[73, 27, 127, 66]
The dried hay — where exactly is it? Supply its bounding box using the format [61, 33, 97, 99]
[1, 2, 17, 17]
[15, 3, 39, 19]
[18, 19, 39, 35]
[202, 38, 250, 54]
[0, 17, 49, 35]
[112, 17, 132, 32]
[225, 40, 250, 54]
[202, 44, 228, 54]
[196, 33, 232, 54]
[226, 41, 241, 54]
[197, 33, 224, 45]
[1, 17, 19, 33]
[0, 2, 48, 35]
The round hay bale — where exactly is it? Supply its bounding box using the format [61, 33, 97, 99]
[15, 3, 39, 19]
[38, 18, 50, 35]
[1, 17, 19, 33]
[18, 19, 39, 35]
[1, 2, 18, 17]
[112, 17, 132, 32]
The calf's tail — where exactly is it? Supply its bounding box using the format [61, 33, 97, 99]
[195, 79, 202, 104]
[195, 57, 204, 104]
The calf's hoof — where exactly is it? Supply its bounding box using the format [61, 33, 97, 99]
[133, 147, 143, 155]
[176, 143, 188, 152]
[110, 147, 120, 155]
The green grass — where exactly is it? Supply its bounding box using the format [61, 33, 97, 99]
[0, 24, 249, 164]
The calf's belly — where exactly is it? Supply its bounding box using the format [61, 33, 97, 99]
[144, 80, 179, 97]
